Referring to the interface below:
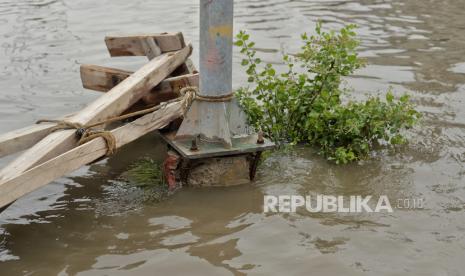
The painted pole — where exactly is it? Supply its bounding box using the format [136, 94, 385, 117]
[199, 0, 233, 97]
[176, 0, 248, 147]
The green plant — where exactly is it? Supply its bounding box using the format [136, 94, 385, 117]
[121, 158, 169, 202]
[123, 158, 165, 188]
[235, 22, 420, 164]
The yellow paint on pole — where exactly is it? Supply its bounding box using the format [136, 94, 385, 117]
[209, 25, 233, 39]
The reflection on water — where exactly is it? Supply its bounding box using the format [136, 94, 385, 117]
[1, 0, 465, 275]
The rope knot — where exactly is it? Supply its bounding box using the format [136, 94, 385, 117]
[178, 86, 235, 115]
[179, 86, 235, 103]
[37, 119, 117, 156]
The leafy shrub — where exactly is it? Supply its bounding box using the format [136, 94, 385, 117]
[235, 22, 420, 164]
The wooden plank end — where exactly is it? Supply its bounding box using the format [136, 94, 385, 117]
[105, 32, 186, 57]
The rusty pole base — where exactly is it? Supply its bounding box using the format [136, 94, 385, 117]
[159, 130, 274, 160]
[159, 130, 271, 187]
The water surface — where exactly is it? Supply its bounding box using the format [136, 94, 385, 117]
[1, 0, 465, 275]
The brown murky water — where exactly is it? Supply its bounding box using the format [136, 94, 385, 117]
[1, 0, 465, 275]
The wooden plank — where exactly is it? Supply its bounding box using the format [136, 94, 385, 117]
[170, 58, 198, 77]
[142, 73, 199, 106]
[80, 65, 198, 105]
[80, 64, 198, 93]
[80, 65, 132, 92]
[0, 112, 77, 159]
[0, 124, 54, 158]
[139, 37, 162, 59]
[105, 33, 185, 57]
[182, 58, 198, 73]
[0, 44, 192, 182]
[0, 100, 185, 209]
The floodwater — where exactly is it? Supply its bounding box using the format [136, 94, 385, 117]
[1, 0, 465, 275]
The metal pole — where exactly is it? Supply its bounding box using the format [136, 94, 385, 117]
[176, 0, 236, 147]
[199, 0, 233, 98]
[163, 0, 274, 168]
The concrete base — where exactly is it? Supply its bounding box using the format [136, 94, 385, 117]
[187, 155, 251, 187]
[163, 151, 252, 188]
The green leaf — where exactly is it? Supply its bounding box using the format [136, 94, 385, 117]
[386, 91, 394, 103]
[267, 68, 276, 76]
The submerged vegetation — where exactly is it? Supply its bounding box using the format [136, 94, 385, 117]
[235, 22, 420, 164]
[122, 158, 168, 202]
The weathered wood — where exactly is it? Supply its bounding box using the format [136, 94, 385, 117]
[139, 37, 162, 59]
[0, 100, 185, 209]
[0, 44, 192, 181]
[80, 64, 198, 94]
[141, 73, 199, 106]
[0, 113, 77, 158]
[80, 64, 198, 106]
[105, 33, 185, 57]
[134, 32, 195, 77]
[180, 58, 199, 75]
[183, 58, 198, 74]
[80, 65, 133, 92]
[171, 58, 198, 77]
[0, 124, 54, 158]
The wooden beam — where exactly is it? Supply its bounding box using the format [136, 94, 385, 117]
[141, 73, 199, 105]
[0, 100, 185, 209]
[170, 58, 198, 77]
[0, 44, 192, 181]
[0, 113, 77, 159]
[80, 65, 133, 92]
[80, 64, 199, 105]
[139, 37, 162, 59]
[0, 124, 54, 158]
[80, 64, 198, 93]
[184, 58, 197, 73]
[105, 33, 185, 57]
